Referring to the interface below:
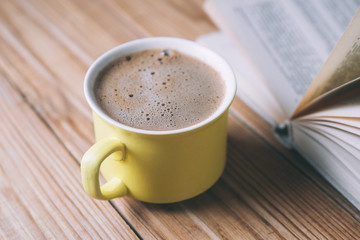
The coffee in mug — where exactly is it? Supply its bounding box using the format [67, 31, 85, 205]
[81, 37, 236, 203]
[94, 49, 225, 130]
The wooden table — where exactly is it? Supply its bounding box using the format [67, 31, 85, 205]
[0, 0, 359, 239]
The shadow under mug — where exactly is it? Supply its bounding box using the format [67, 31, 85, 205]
[81, 37, 236, 203]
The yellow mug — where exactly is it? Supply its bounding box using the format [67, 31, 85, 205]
[81, 37, 236, 203]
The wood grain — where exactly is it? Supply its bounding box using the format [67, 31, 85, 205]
[0, 72, 139, 239]
[0, 0, 359, 239]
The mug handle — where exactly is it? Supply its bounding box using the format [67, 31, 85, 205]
[81, 137, 128, 200]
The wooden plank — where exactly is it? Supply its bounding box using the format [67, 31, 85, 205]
[0, 0, 149, 160]
[107, 0, 216, 39]
[0, 0, 95, 159]
[0, 0, 359, 239]
[0, 72, 139, 239]
[18, 0, 150, 60]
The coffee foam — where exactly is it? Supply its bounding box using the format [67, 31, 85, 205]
[95, 49, 225, 130]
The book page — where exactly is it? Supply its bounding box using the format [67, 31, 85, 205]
[297, 117, 360, 129]
[205, 0, 359, 119]
[197, 32, 286, 125]
[292, 124, 360, 209]
[293, 120, 360, 153]
[292, 77, 360, 118]
[296, 90, 360, 119]
[295, 123, 360, 178]
[294, 9, 360, 115]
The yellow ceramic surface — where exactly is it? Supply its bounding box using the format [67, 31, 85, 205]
[82, 110, 228, 203]
[81, 37, 236, 203]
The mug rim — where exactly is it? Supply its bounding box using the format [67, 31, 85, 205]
[84, 37, 236, 135]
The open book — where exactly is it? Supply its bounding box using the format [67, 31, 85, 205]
[198, 0, 360, 209]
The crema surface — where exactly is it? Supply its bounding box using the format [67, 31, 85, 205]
[95, 49, 225, 130]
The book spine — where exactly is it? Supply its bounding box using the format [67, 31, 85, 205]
[274, 120, 293, 148]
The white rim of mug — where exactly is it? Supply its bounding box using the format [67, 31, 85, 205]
[84, 37, 236, 135]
